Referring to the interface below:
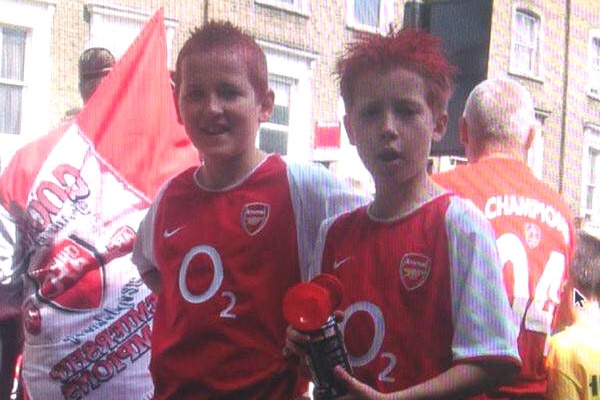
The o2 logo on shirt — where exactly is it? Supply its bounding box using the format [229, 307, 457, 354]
[179, 245, 237, 319]
[240, 202, 270, 236]
[399, 253, 431, 291]
[341, 301, 396, 383]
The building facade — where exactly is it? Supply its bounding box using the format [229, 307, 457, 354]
[0, 0, 599, 226]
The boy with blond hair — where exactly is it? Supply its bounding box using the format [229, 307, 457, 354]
[132, 21, 367, 399]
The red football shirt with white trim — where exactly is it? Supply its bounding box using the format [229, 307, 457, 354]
[313, 193, 521, 394]
[133, 154, 368, 399]
[434, 157, 575, 398]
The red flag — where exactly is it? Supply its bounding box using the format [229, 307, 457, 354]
[77, 8, 197, 199]
[0, 8, 197, 314]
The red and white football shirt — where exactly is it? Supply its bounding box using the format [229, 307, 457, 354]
[434, 157, 575, 398]
[313, 193, 521, 394]
[133, 154, 367, 400]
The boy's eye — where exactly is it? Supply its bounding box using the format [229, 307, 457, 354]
[218, 85, 242, 100]
[394, 106, 417, 117]
[185, 88, 204, 100]
[360, 104, 380, 118]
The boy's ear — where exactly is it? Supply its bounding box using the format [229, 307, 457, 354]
[458, 117, 468, 147]
[432, 112, 448, 142]
[343, 114, 356, 146]
[173, 86, 183, 124]
[524, 124, 536, 151]
[258, 89, 275, 123]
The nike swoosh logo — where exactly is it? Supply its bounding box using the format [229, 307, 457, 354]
[333, 257, 352, 270]
[163, 226, 184, 238]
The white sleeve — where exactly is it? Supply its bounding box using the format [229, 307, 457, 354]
[308, 216, 338, 281]
[446, 196, 521, 364]
[287, 162, 370, 282]
[132, 187, 167, 276]
[0, 202, 24, 319]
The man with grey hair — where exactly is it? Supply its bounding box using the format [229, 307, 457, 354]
[460, 77, 537, 162]
[434, 77, 576, 399]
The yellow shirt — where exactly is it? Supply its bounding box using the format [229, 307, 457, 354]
[546, 317, 600, 400]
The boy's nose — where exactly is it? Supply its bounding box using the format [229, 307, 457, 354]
[204, 93, 223, 114]
[379, 110, 398, 138]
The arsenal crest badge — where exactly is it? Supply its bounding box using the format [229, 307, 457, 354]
[29, 237, 104, 311]
[240, 202, 270, 236]
[399, 253, 431, 291]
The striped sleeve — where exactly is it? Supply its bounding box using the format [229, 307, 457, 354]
[446, 196, 521, 365]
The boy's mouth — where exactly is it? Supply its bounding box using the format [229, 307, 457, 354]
[377, 148, 401, 163]
[202, 124, 229, 135]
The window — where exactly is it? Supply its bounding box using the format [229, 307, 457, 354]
[258, 40, 316, 161]
[85, 4, 177, 66]
[510, 9, 541, 78]
[0, 26, 26, 135]
[255, 0, 309, 15]
[259, 77, 293, 155]
[581, 126, 600, 221]
[588, 30, 600, 97]
[0, 0, 55, 170]
[346, 0, 393, 33]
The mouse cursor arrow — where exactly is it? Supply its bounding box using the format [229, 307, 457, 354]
[573, 288, 586, 309]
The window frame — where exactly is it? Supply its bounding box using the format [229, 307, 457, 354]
[258, 76, 295, 155]
[0, 0, 55, 170]
[254, 0, 310, 17]
[257, 40, 317, 161]
[581, 124, 600, 221]
[345, 0, 394, 34]
[588, 29, 600, 99]
[0, 26, 28, 136]
[509, 7, 543, 80]
[85, 3, 178, 67]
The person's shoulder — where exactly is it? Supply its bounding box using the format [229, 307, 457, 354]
[152, 166, 197, 200]
[323, 205, 366, 235]
[547, 325, 581, 363]
[284, 157, 329, 176]
[432, 163, 479, 193]
[444, 194, 494, 233]
[438, 192, 482, 217]
[284, 157, 344, 191]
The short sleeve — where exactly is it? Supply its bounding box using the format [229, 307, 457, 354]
[446, 196, 521, 366]
[132, 186, 167, 276]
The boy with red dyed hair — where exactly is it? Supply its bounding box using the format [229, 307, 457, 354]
[132, 21, 367, 399]
[287, 28, 520, 399]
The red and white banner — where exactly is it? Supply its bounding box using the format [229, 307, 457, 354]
[0, 8, 196, 400]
